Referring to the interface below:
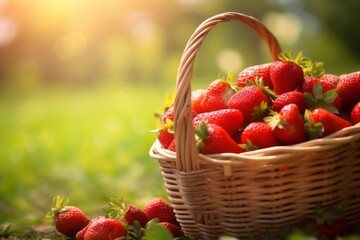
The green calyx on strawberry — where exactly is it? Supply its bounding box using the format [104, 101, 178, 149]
[245, 77, 277, 102]
[270, 51, 308, 95]
[303, 82, 340, 114]
[194, 121, 243, 154]
[103, 197, 149, 228]
[303, 60, 325, 78]
[265, 104, 305, 145]
[304, 109, 325, 140]
[305, 108, 352, 139]
[154, 93, 175, 120]
[46, 195, 90, 238]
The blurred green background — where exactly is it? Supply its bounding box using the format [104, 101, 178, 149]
[1, 0, 359, 227]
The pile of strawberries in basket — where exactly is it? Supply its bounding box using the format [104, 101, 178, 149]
[156, 51, 360, 154]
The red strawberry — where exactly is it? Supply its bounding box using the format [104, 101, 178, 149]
[270, 52, 305, 94]
[304, 205, 348, 240]
[103, 198, 149, 228]
[159, 222, 183, 238]
[143, 198, 178, 225]
[321, 73, 340, 86]
[193, 109, 244, 135]
[83, 217, 126, 240]
[273, 91, 307, 114]
[157, 128, 174, 149]
[237, 63, 273, 88]
[337, 71, 360, 109]
[265, 104, 305, 144]
[301, 77, 341, 113]
[46, 195, 90, 238]
[125, 205, 149, 227]
[195, 122, 243, 154]
[76, 216, 105, 240]
[167, 139, 176, 152]
[240, 122, 278, 150]
[306, 108, 352, 138]
[191, 89, 207, 115]
[201, 77, 235, 112]
[350, 101, 360, 124]
[227, 85, 270, 123]
[161, 105, 175, 124]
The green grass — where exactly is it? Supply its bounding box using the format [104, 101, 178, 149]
[0, 84, 172, 225]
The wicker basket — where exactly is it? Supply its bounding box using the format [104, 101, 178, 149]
[150, 12, 360, 239]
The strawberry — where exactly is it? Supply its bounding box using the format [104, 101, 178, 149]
[191, 89, 207, 115]
[265, 104, 305, 145]
[159, 222, 183, 238]
[157, 127, 174, 149]
[227, 85, 270, 123]
[240, 122, 278, 150]
[46, 195, 90, 238]
[167, 139, 176, 152]
[301, 77, 341, 113]
[303, 204, 348, 240]
[305, 108, 353, 138]
[192, 109, 244, 135]
[337, 71, 360, 109]
[270, 51, 306, 94]
[321, 73, 340, 86]
[76, 216, 105, 240]
[82, 217, 126, 240]
[143, 198, 178, 225]
[201, 75, 236, 112]
[273, 91, 307, 114]
[195, 122, 243, 154]
[103, 198, 149, 228]
[161, 105, 175, 124]
[125, 205, 149, 228]
[236, 63, 273, 88]
[350, 101, 360, 124]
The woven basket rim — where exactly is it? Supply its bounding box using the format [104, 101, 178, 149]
[151, 122, 360, 166]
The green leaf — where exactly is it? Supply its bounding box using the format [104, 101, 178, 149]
[1, 223, 11, 236]
[143, 220, 173, 240]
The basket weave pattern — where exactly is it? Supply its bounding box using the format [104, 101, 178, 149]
[150, 12, 360, 239]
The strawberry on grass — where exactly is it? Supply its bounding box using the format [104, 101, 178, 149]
[143, 198, 178, 226]
[46, 195, 90, 238]
[79, 217, 126, 240]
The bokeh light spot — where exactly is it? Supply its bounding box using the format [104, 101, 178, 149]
[263, 12, 302, 46]
[217, 48, 244, 74]
[54, 32, 87, 59]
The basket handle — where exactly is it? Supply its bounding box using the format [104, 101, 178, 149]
[173, 12, 282, 172]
